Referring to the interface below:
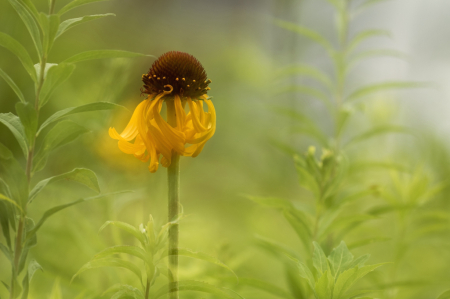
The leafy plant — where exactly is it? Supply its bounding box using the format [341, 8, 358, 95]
[72, 214, 241, 299]
[0, 0, 146, 297]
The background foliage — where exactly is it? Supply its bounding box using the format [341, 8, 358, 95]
[1, 0, 450, 298]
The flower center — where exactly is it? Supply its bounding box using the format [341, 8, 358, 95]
[141, 51, 211, 98]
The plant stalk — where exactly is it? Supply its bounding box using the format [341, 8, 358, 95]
[166, 99, 179, 299]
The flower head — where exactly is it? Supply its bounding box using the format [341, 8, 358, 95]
[109, 51, 216, 173]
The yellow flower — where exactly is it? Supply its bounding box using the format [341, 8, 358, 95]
[109, 51, 216, 173]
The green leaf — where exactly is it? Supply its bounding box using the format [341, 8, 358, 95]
[38, 101, 124, 135]
[15, 102, 37, 147]
[0, 143, 28, 209]
[20, 0, 39, 20]
[0, 32, 36, 81]
[39, 63, 76, 108]
[0, 180, 14, 248]
[345, 125, 411, 148]
[277, 85, 331, 108]
[0, 243, 12, 263]
[346, 81, 429, 102]
[287, 255, 315, 292]
[38, 13, 60, 55]
[49, 278, 62, 299]
[347, 30, 391, 53]
[283, 209, 312, 250]
[276, 64, 333, 90]
[21, 260, 43, 299]
[29, 168, 100, 203]
[273, 19, 335, 56]
[313, 241, 329, 275]
[99, 221, 146, 246]
[62, 50, 151, 64]
[7, 0, 42, 57]
[26, 191, 128, 240]
[58, 0, 112, 16]
[93, 245, 149, 264]
[71, 258, 142, 283]
[33, 120, 89, 172]
[328, 241, 354, 278]
[348, 49, 408, 70]
[56, 14, 115, 39]
[333, 264, 385, 299]
[437, 290, 450, 299]
[255, 235, 299, 259]
[315, 271, 334, 299]
[153, 280, 244, 299]
[238, 278, 296, 299]
[347, 254, 370, 269]
[245, 195, 293, 210]
[0, 194, 23, 214]
[355, 0, 391, 14]
[0, 68, 26, 103]
[101, 284, 144, 299]
[165, 248, 238, 282]
[348, 238, 390, 250]
[0, 113, 28, 156]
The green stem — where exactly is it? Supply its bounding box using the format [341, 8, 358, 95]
[144, 278, 150, 299]
[49, 0, 56, 14]
[166, 99, 179, 299]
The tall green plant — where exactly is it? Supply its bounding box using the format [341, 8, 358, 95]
[0, 0, 146, 297]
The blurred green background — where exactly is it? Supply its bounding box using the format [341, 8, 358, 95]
[1, 0, 450, 298]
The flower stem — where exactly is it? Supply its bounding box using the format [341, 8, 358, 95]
[166, 99, 179, 299]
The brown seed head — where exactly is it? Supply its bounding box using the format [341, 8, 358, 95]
[141, 51, 211, 98]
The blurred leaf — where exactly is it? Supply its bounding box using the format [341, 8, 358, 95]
[39, 63, 76, 108]
[26, 191, 129, 241]
[21, 260, 43, 299]
[38, 101, 125, 135]
[0, 243, 12, 266]
[346, 289, 377, 298]
[347, 255, 370, 269]
[348, 49, 408, 70]
[348, 238, 390, 250]
[238, 277, 295, 299]
[283, 209, 312, 250]
[245, 194, 293, 210]
[29, 168, 100, 203]
[437, 290, 450, 299]
[331, 215, 379, 241]
[99, 221, 146, 246]
[56, 13, 115, 38]
[346, 81, 429, 102]
[276, 64, 333, 90]
[101, 284, 144, 299]
[93, 245, 149, 263]
[345, 125, 411, 148]
[0, 32, 36, 81]
[285, 265, 308, 299]
[0, 194, 23, 214]
[58, 0, 112, 16]
[286, 255, 315, 291]
[0, 179, 14, 248]
[7, 0, 43, 57]
[49, 278, 62, 299]
[72, 258, 142, 284]
[165, 248, 238, 282]
[333, 264, 385, 299]
[0, 143, 28, 208]
[33, 120, 89, 172]
[15, 102, 37, 147]
[20, 0, 40, 20]
[38, 13, 60, 55]
[62, 50, 151, 64]
[328, 241, 353, 278]
[313, 241, 329, 275]
[0, 68, 26, 103]
[347, 30, 391, 53]
[273, 19, 335, 56]
[153, 280, 244, 299]
[0, 113, 28, 156]
[255, 235, 299, 259]
[315, 270, 334, 299]
[355, 0, 391, 14]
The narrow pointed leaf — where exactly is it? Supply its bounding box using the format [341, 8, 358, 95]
[346, 81, 429, 102]
[56, 14, 115, 38]
[62, 50, 151, 64]
[0, 68, 26, 103]
[39, 63, 76, 108]
[328, 241, 354, 278]
[99, 221, 146, 246]
[0, 32, 36, 81]
[345, 125, 411, 147]
[0, 143, 28, 208]
[38, 102, 124, 135]
[58, 0, 112, 16]
[29, 168, 100, 203]
[348, 30, 391, 53]
[347, 254, 371, 269]
[15, 102, 37, 146]
[286, 255, 315, 291]
[72, 258, 142, 283]
[437, 290, 450, 299]
[93, 245, 149, 264]
[315, 271, 334, 299]
[333, 264, 386, 299]
[238, 278, 295, 299]
[0, 113, 28, 156]
[313, 241, 329, 275]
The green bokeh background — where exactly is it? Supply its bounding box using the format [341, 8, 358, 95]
[1, 0, 450, 298]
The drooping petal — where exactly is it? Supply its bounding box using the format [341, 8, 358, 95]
[153, 100, 186, 153]
[109, 100, 147, 141]
[187, 98, 208, 132]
